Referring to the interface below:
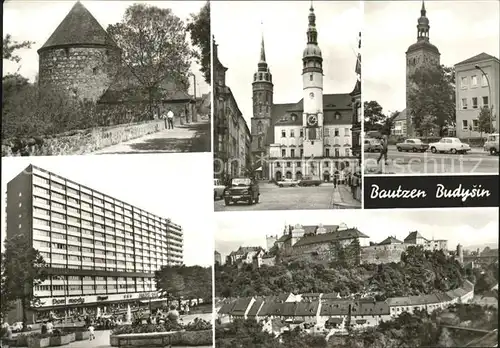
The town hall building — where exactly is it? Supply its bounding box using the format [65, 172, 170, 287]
[250, 6, 360, 181]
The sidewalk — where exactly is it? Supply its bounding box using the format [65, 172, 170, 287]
[93, 119, 210, 154]
[331, 185, 361, 208]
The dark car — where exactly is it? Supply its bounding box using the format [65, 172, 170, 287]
[223, 177, 260, 206]
[298, 176, 322, 187]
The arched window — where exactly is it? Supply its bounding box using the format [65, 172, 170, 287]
[258, 137, 262, 149]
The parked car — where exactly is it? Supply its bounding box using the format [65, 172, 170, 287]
[223, 177, 260, 206]
[298, 176, 322, 187]
[428, 137, 471, 154]
[277, 178, 299, 187]
[396, 138, 429, 152]
[364, 138, 382, 152]
[213, 178, 226, 200]
[484, 133, 499, 155]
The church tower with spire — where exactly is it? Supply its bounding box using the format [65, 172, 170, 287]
[251, 31, 274, 179]
[405, 1, 441, 136]
[302, 4, 324, 158]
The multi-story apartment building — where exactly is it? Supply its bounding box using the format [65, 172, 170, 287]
[455, 53, 499, 139]
[250, 6, 359, 181]
[6, 165, 183, 322]
[350, 32, 362, 160]
[213, 39, 252, 180]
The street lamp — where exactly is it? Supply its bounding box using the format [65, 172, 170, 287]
[475, 64, 494, 134]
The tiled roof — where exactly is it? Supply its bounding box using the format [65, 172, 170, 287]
[294, 301, 319, 316]
[351, 302, 390, 316]
[378, 237, 404, 245]
[218, 301, 236, 315]
[258, 301, 279, 317]
[320, 301, 351, 316]
[247, 299, 264, 317]
[39, 2, 117, 52]
[276, 234, 291, 243]
[99, 66, 193, 104]
[230, 297, 253, 316]
[393, 109, 407, 122]
[302, 293, 322, 298]
[406, 40, 440, 55]
[302, 225, 339, 235]
[455, 52, 499, 66]
[293, 228, 368, 248]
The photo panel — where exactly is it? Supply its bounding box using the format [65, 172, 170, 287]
[214, 208, 499, 347]
[2, 1, 211, 157]
[1, 154, 214, 346]
[213, 1, 362, 212]
[362, 0, 499, 209]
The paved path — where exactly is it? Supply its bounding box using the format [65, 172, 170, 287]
[214, 182, 360, 211]
[364, 145, 498, 174]
[93, 120, 211, 154]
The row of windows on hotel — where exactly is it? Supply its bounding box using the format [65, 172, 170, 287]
[32, 176, 180, 229]
[460, 74, 489, 89]
[34, 276, 156, 293]
[33, 238, 181, 260]
[37, 251, 176, 272]
[280, 127, 351, 138]
[277, 148, 350, 158]
[31, 207, 182, 246]
[460, 96, 489, 110]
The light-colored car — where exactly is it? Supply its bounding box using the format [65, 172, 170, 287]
[483, 133, 499, 155]
[277, 178, 299, 187]
[10, 322, 32, 332]
[214, 179, 225, 200]
[428, 137, 471, 154]
[396, 138, 429, 152]
[364, 138, 382, 152]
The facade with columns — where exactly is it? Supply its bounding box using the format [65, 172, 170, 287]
[404, 1, 441, 137]
[250, 6, 359, 181]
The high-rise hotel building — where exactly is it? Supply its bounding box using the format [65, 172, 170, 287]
[6, 165, 183, 319]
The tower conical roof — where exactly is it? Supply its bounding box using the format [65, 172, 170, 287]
[39, 1, 117, 52]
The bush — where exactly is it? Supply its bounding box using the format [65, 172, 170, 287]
[111, 318, 212, 335]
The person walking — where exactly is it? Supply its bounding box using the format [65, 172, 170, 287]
[167, 108, 175, 129]
[333, 170, 340, 188]
[377, 134, 389, 168]
[88, 324, 95, 341]
[161, 111, 168, 129]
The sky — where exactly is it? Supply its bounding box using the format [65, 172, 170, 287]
[212, 0, 361, 127]
[1, 154, 214, 267]
[364, 0, 500, 115]
[215, 208, 499, 262]
[2, 0, 210, 98]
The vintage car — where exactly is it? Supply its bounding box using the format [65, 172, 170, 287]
[214, 178, 226, 200]
[428, 137, 471, 154]
[396, 138, 429, 152]
[364, 138, 382, 152]
[483, 133, 499, 155]
[298, 176, 322, 187]
[276, 178, 299, 187]
[223, 177, 260, 206]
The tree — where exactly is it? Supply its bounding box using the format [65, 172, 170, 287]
[3, 34, 34, 64]
[408, 65, 456, 137]
[108, 4, 193, 116]
[419, 114, 438, 139]
[155, 266, 186, 304]
[186, 1, 210, 85]
[478, 106, 494, 137]
[364, 100, 385, 131]
[2, 234, 48, 330]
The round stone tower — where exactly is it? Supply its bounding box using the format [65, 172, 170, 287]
[37, 1, 121, 102]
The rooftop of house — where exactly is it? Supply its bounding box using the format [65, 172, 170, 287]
[292, 228, 369, 248]
[455, 52, 500, 66]
[404, 231, 427, 242]
[378, 236, 404, 245]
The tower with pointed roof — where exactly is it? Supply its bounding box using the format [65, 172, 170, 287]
[302, 4, 324, 158]
[251, 31, 274, 178]
[38, 1, 121, 102]
[405, 1, 441, 136]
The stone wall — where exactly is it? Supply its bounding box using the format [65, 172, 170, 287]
[110, 330, 212, 347]
[39, 46, 121, 102]
[2, 120, 165, 157]
[360, 244, 408, 264]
